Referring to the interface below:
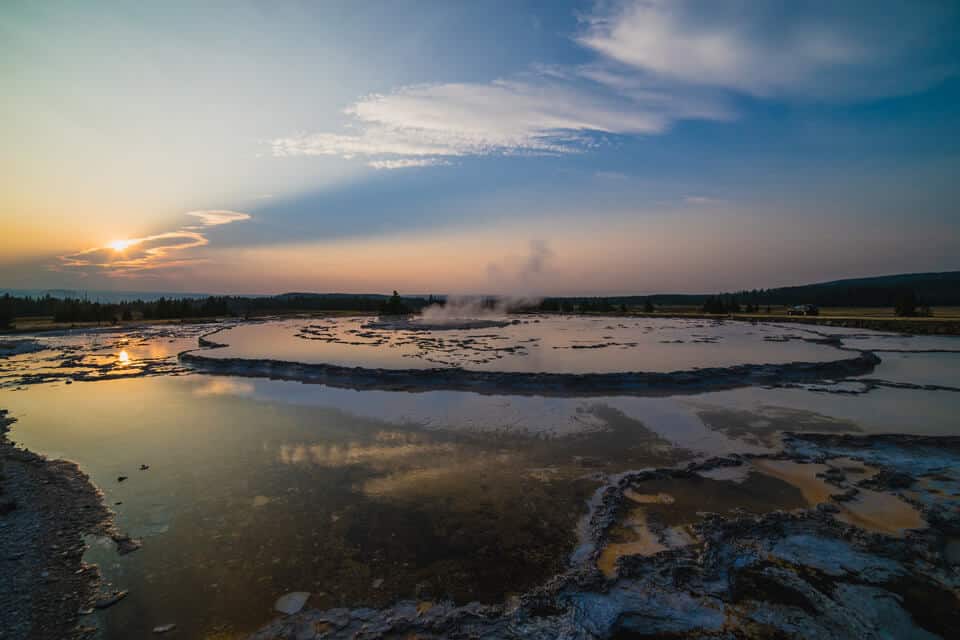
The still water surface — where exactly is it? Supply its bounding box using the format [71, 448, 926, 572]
[203, 316, 847, 373]
[2, 317, 958, 638]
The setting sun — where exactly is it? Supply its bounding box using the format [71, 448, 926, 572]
[107, 239, 136, 252]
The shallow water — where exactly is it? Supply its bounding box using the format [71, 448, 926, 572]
[202, 316, 847, 373]
[3, 375, 693, 638]
[860, 351, 960, 388]
[2, 316, 958, 638]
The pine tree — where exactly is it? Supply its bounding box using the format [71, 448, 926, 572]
[380, 291, 410, 316]
[894, 289, 919, 317]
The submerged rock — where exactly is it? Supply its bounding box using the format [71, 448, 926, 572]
[111, 534, 142, 555]
[94, 590, 128, 609]
[275, 592, 311, 615]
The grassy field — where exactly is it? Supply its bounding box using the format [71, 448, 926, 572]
[814, 306, 960, 319]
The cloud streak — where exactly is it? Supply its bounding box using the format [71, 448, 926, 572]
[367, 158, 452, 170]
[58, 210, 251, 277]
[186, 210, 252, 227]
[272, 75, 732, 168]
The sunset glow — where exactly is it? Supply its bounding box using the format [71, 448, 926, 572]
[1, 0, 957, 295]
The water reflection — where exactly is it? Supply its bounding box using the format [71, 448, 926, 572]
[2, 376, 683, 638]
[192, 378, 254, 397]
[277, 439, 458, 468]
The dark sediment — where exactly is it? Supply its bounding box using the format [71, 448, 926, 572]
[362, 318, 515, 331]
[179, 347, 881, 397]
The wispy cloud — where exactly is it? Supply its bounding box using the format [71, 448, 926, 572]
[272, 75, 731, 168]
[577, 0, 954, 99]
[58, 210, 251, 277]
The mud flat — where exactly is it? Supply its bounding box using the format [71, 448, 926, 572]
[0, 323, 221, 388]
[362, 317, 515, 331]
[0, 409, 131, 640]
[250, 433, 960, 640]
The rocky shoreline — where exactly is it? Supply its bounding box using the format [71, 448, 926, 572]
[0, 409, 133, 640]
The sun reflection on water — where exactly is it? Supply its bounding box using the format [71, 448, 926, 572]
[117, 350, 131, 365]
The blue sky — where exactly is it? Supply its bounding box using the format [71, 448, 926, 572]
[2, 0, 959, 295]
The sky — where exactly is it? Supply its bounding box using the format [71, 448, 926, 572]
[2, 0, 959, 296]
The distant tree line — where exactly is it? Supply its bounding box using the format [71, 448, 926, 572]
[724, 284, 941, 310]
[701, 296, 740, 314]
[538, 297, 655, 313]
[699, 296, 768, 314]
[0, 292, 434, 328]
[380, 291, 412, 315]
[540, 298, 615, 313]
[712, 287, 932, 317]
[0, 294, 234, 324]
[0, 276, 947, 329]
[0, 295, 13, 329]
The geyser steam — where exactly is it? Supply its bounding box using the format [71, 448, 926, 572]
[417, 239, 552, 325]
[418, 296, 541, 325]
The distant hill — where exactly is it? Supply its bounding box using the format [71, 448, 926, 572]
[539, 271, 960, 309]
[730, 271, 960, 307]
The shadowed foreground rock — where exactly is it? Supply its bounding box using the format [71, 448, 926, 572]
[250, 434, 960, 639]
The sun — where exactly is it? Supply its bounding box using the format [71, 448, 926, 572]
[108, 239, 136, 251]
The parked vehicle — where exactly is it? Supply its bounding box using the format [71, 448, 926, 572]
[787, 304, 820, 316]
